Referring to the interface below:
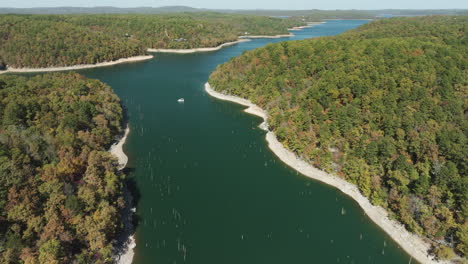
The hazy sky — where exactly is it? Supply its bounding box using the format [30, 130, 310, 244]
[1, 0, 467, 9]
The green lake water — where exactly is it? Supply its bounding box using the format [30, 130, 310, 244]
[80, 20, 416, 264]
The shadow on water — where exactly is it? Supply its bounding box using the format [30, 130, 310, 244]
[114, 168, 142, 258]
[121, 104, 130, 127]
[125, 170, 142, 228]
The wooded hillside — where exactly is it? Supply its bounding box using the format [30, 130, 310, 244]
[0, 73, 125, 263]
[0, 13, 300, 69]
[209, 16, 468, 259]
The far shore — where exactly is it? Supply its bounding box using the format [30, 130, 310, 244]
[0, 21, 327, 73]
[239, 33, 293, 39]
[109, 126, 136, 264]
[288, 21, 326, 31]
[148, 39, 251, 53]
[323, 18, 374, 20]
[204, 82, 446, 264]
[147, 22, 325, 54]
[0, 22, 322, 71]
[0, 55, 154, 75]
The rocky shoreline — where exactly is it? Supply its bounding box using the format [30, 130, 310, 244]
[109, 126, 136, 264]
[204, 82, 445, 264]
[0, 55, 153, 75]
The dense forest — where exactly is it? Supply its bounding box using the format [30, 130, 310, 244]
[0, 13, 300, 69]
[0, 73, 125, 263]
[209, 16, 467, 260]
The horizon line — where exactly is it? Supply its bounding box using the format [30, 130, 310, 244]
[0, 6, 467, 11]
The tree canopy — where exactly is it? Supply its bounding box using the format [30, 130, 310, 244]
[209, 16, 468, 259]
[0, 73, 125, 263]
[0, 13, 301, 69]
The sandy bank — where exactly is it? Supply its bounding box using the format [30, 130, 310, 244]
[147, 39, 251, 54]
[115, 235, 136, 264]
[288, 22, 325, 31]
[110, 126, 130, 170]
[0, 55, 153, 75]
[109, 125, 136, 264]
[239, 33, 294, 39]
[324, 19, 374, 21]
[204, 82, 444, 264]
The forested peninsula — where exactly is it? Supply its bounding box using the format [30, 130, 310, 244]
[0, 13, 301, 70]
[209, 16, 467, 260]
[0, 73, 126, 263]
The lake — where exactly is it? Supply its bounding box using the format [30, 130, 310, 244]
[81, 20, 415, 264]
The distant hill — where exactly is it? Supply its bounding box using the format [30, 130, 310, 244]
[218, 8, 468, 17]
[0, 6, 202, 14]
[0, 6, 467, 17]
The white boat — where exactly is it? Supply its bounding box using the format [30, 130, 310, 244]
[177, 98, 184, 103]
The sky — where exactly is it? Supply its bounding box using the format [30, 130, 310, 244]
[1, 0, 467, 10]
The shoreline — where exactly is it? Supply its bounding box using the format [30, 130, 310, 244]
[323, 18, 374, 21]
[107, 23, 320, 263]
[204, 82, 444, 264]
[0, 21, 324, 72]
[147, 39, 251, 54]
[109, 126, 136, 264]
[288, 22, 326, 31]
[239, 33, 294, 39]
[0, 55, 153, 75]
[110, 125, 130, 170]
[147, 24, 325, 54]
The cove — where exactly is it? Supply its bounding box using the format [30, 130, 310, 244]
[79, 20, 416, 264]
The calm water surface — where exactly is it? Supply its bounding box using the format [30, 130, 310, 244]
[80, 20, 414, 264]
